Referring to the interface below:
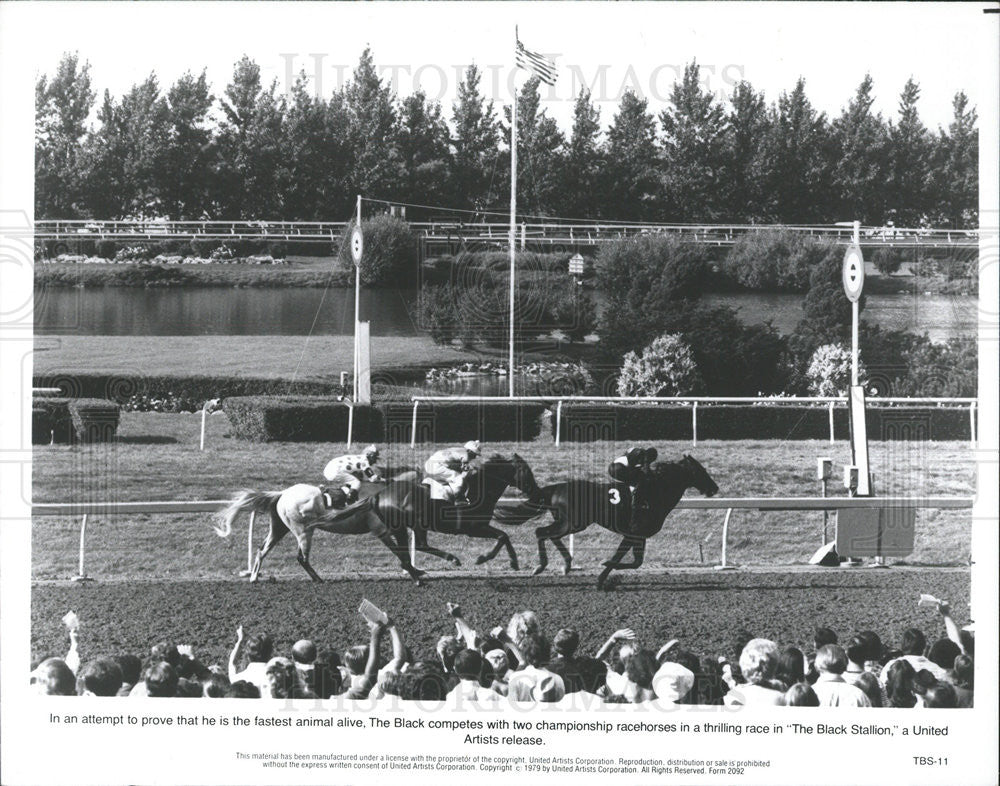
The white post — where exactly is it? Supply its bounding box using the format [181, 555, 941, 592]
[354, 194, 362, 403]
[714, 508, 735, 570]
[851, 221, 860, 388]
[410, 400, 419, 448]
[408, 529, 417, 568]
[555, 400, 563, 447]
[828, 401, 835, 443]
[508, 47, 518, 399]
[74, 514, 88, 580]
[200, 405, 208, 451]
[569, 533, 575, 560]
[520, 222, 526, 250]
[691, 402, 698, 446]
[346, 403, 354, 448]
[247, 511, 255, 575]
[970, 402, 976, 447]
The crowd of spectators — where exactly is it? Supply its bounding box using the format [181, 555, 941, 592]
[30, 599, 973, 709]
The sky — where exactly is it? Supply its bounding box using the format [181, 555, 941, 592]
[11, 1, 993, 133]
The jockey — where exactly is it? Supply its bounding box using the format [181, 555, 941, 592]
[322, 445, 382, 504]
[608, 446, 658, 533]
[423, 440, 481, 505]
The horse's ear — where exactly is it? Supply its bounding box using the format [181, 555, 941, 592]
[513, 452, 522, 462]
[682, 453, 691, 461]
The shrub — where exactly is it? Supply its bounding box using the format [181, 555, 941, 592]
[417, 284, 460, 344]
[722, 230, 834, 292]
[807, 344, 866, 396]
[339, 216, 418, 287]
[872, 247, 903, 276]
[31, 398, 74, 443]
[95, 239, 118, 259]
[68, 399, 120, 442]
[224, 397, 382, 442]
[267, 241, 287, 259]
[190, 238, 219, 257]
[617, 334, 702, 396]
[381, 401, 546, 443]
[596, 235, 710, 356]
[791, 248, 861, 364]
[210, 244, 235, 261]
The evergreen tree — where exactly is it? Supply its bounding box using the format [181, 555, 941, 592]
[501, 77, 566, 217]
[762, 78, 834, 223]
[344, 47, 404, 202]
[932, 91, 978, 228]
[887, 78, 932, 226]
[604, 90, 660, 221]
[450, 64, 501, 212]
[832, 74, 890, 223]
[158, 71, 215, 219]
[723, 80, 769, 222]
[35, 53, 94, 218]
[79, 91, 129, 219]
[659, 61, 727, 221]
[398, 91, 452, 212]
[560, 88, 603, 219]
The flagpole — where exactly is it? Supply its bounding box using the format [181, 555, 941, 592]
[508, 27, 518, 399]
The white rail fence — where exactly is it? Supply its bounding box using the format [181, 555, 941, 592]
[407, 396, 978, 448]
[32, 496, 974, 581]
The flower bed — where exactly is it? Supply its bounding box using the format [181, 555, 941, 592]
[40, 253, 285, 266]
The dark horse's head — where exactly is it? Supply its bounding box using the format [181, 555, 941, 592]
[651, 454, 719, 498]
[477, 453, 540, 499]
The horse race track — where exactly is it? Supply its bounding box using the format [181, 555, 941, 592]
[31, 568, 970, 668]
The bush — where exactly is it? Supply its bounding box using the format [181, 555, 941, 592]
[68, 398, 120, 442]
[722, 230, 834, 292]
[224, 397, 382, 442]
[617, 334, 702, 396]
[95, 239, 118, 259]
[381, 401, 546, 443]
[596, 235, 710, 356]
[267, 241, 287, 260]
[32, 398, 74, 443]
[872, 247, 903, 276]
[553, 403, 974, 442]
[190, 238, 219, 257]
[807, 344, 864, 396]
[339, 216, 418, 287]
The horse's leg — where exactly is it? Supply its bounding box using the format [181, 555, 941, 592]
[466, 524, 517, 570]
[533, 521, 566, 576]
[614, 538, 648, 570]
[413, 526, 462, 567]
[597, 536, 635, 589]
[551, 537, 572, 576]
[294, 529, 323, 583]
[375, 530, 427, 585]
[249, 511, 288, 582]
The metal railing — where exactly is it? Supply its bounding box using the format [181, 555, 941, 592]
[408, 395, 979, 447]
[31, 494, 975, 579]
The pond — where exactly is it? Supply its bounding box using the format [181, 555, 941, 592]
[34, 286, 978, 344]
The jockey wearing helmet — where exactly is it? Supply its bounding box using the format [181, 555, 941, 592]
[322, 445, 382, 504]
[608, 446, 658, 534]
[423, 440, 481, 505]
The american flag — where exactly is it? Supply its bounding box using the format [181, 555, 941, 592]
[515, 39, 558, 86]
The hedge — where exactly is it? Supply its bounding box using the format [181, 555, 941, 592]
[553, 404, 974, 442]
[223, 397, 382, 442]
[68, 399, 121, 442]
[32, 398, 73, 443]
[33, 374, 347, 412]
[382, 401, 547, 443]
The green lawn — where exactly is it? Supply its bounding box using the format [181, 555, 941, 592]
[31, 412, 976, 580]
[33, 335, 477, 380]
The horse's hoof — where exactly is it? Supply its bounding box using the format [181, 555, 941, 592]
[562, 563, 572, 576]
[601, 560, 613, 567]
[474, 554, 487, 565]
[510, 561, 520, 572]
[531, 565, 546, 576]
[451, 557, 463, 567]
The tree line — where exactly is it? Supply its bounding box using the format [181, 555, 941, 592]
[36, 50, 978, 227]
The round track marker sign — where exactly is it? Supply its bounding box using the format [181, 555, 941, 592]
[842, 244, 865, 301]
[351, 226, 364, 266]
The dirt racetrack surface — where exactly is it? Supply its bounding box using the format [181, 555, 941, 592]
[31, 568, 969, 668]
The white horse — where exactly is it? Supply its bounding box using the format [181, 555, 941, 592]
[214, 482, 426, 584]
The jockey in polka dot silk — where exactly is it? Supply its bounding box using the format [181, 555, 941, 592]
[323, 445, 382, 503]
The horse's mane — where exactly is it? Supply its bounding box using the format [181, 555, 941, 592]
[650, 460, 681, 476]
[483, 453, 510, 465]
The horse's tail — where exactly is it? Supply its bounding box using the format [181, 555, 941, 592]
[494, 485, 557, 527]
[214, 490, 281, 538]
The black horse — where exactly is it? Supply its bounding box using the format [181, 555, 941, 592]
[506, 454, 719, 588]
[375, 453, 540, 571]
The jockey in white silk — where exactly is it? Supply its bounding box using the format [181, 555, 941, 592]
[423, 440, 481, 504]
[322, 445, 382, 504]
